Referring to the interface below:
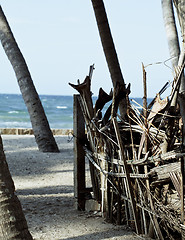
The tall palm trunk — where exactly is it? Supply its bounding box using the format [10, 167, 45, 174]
[173, 0, 185, 82]
[91, 0, 128, 118]
[173, 0, 185, 42]
[161, 0, 180, 67]
[161, 0, 180, 108]
[0, 136, 33, 239]
[0, 6, 59, 152]
[173, 0, 185, 94]
[162, 0, 185, 145]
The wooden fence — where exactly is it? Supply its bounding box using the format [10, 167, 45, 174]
[72, 72, 185, 239]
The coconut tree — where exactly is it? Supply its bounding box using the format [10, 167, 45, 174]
[173, 0, 185, 42]
[172, 0, 185, 73]
[172, 0, 185, 101]
[0, 136, 33, 239]
[161, 0, 185, 144]
[161, 0, 181, 109]
[161, 0, 180, 67]
[90, 0, 129, 119]
[0, 6, 59, 152]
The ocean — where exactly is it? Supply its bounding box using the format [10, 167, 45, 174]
[0, 93, 149, 129]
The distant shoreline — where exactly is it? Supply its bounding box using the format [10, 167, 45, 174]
[0, 128, 73, 135]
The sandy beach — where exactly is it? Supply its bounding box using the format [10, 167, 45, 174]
[1, 134, 140, 240]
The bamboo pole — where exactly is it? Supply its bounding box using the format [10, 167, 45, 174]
[142, 63, 149, 235]
[126, 94, 146, 232]
[113, 118, 140, 234]
[142, 64, 164, 240]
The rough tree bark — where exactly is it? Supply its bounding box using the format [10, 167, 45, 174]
[161, 0, 185, 145]
[91, 0, 128, 118]
[173, 0, 185, 41]
[0, 136, 33, 239]
[161, 0, 181, 108]
[0, 6, 59, 152]
[161, 0, 180, 68]
[173, 0, 185, 94]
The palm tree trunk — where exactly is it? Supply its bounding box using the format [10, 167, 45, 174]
[173, 0, 185, 93]
[162, 0, 185, 145]
[173, 0, 185, 42]
[162, 0, 180, 67]
[91, 0, 128, 118]
[0, 136, 33, 239]
[0, 6, 59, 152]
[161, 0, 181, 109]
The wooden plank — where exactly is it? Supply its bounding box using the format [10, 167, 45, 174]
[113, 118, 140, 234]
[94, 150, 185, 167]
[127, 151, 185, 166]
[85, 149, 148, 179]
[73, 94, 86, 210]
[149, 162, 180, 182]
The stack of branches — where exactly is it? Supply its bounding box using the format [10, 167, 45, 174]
[69, 64, 185, 239]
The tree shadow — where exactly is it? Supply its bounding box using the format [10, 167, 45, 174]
[1, 135, 138, 239]
[17, 187, 136, 240]
[59, 229, 136, 240]
[2, 135, 74, 177]
[16, 185, 74, 196]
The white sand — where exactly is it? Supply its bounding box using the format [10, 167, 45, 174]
[2, 135, 140, 240]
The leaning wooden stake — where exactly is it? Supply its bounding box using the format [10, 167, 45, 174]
[142, 64, 164, 240]
[142, 63, 149, 235]
[113, 118, 140, 234]
[142, 63, 148, 150]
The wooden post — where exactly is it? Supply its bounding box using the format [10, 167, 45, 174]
[73, 94, 86, 210]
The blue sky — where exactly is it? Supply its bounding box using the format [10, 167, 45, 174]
[0, 1, 180, 97]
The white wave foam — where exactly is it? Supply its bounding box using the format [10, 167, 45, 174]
[8, 111, 19, 114]
[56, 106, 67, 109]
[0, 121, 31, 128]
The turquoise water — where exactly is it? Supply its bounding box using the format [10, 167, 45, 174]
[0, 94, 73, 129]
[0, 94, 149, 129]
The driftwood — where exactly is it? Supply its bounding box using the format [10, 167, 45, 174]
[94, 87, 112, 114]
[70, 63, 185, 239]
[149, 161, 180, 186]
